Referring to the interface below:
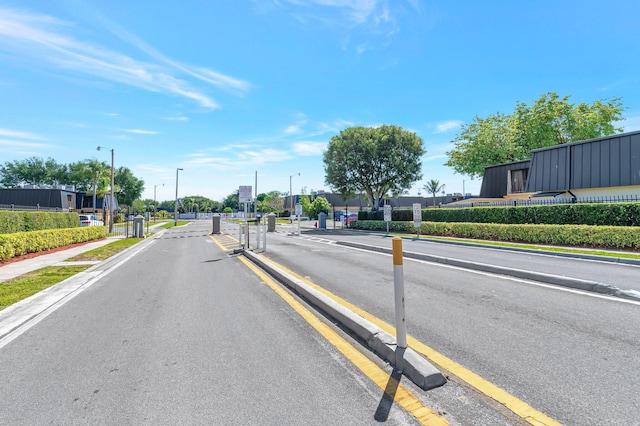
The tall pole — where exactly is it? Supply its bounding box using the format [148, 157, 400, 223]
[97, 146, 115, 234]
[175, 168, 183, 226]
[154, 183, 163, 223]
[109, 149, 114, 234]
[290, 172, 299, 221]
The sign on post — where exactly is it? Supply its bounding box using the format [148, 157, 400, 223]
[239, 186, 253, 203]
[413, 203, 422, 238]
[295, 203, 302, 235]
[412, 203, 422, 229]
[384, 204, 392, 234]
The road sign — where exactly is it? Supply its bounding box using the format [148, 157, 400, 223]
[383, 205, 392, 222]
[239, 186, 252, 203]
[295, 203, 302, 216]
[413, 203, 422, 229]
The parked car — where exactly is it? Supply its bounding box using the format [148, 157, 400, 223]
[79, 214, 104, 227]
[346, 213, 358, 224]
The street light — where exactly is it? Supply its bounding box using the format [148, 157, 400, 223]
[154, 183, 164, 222]
[290, 172, 299, 220]
[97, 146, 114, 234]
[175, 168, 183, 226]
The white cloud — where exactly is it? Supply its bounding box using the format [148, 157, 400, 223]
[293, 141, 326, 155]
[434, 120, 463, 133]
[284, 124, 302, 135]
[163, 116, 189, 122]
[0, 128, 44, 140]
[0, 7, 251, 109]
[122, 129, 159, 135]
[277, 0, 420, 53]
[621, 113, 640, 132]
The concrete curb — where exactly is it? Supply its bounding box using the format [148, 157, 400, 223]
[336, 241, 640, 302]
[242, 250, 447, 391]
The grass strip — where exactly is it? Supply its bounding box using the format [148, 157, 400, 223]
[67, 237, 143, 261]
[384, 232, 640, 260]
[0, 265, 91, 311]
[157, 221, 189, 229]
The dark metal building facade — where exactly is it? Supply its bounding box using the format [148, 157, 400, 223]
[0, 188, 76, 210]
[480, 130, 640, 198]
[479, 160, 531, 198]
[526, 130, 640, 192]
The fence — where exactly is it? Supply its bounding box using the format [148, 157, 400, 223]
[446, 195, 640, 209]
[0, 203, 68, 212]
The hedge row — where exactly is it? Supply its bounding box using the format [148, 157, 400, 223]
[358, 202, 640, 226]
[0, 227, 106, 261]
[351, 220, 640, 250]
[0, 211, 79, 234]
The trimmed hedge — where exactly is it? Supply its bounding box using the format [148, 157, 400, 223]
[351, 220, 640, 250]
[0, 227, 106, 261]
[358, 203, 640, 226]
[0, 211, 79, 234]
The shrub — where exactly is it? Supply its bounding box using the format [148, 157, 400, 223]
[0, 211, 79, 233]
[0, 227, 106, 261]
[351, 220, 640, 250]
[382, 202, 640, 226]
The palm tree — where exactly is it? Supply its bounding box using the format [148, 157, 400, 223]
[423, 179, 445, 207]
[86, 160, 110, 214]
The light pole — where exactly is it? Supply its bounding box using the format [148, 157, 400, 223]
[290, 172, 299, 220]
[175, 168, 183, 226]
[154, 183, 164, 222]
[97, 146, 114, 234]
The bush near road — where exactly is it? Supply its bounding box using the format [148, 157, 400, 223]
[0, 227, 106, 261]
[0, 211, 79, 233]
[359, 202, 640, 227]
[352, 220, 640, 250]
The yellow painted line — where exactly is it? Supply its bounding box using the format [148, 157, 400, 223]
[252, 253, 561, 426]
[238, 255, 448, 426]
[209, 232, 242, 252]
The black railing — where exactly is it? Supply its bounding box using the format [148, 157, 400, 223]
[448, 194, 640, 208]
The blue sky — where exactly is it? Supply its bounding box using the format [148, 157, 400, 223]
[1, 0, 640, 203]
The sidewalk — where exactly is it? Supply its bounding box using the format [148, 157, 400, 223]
[0, 237, 121, 283]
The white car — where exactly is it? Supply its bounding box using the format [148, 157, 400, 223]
[79, 214, 104, 227]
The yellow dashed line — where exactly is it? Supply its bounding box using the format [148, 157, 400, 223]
[237, 256, 448, 425]
[252, 254, 561, 426]
[209, 233, 240, 252]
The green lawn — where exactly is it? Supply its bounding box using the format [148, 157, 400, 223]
[0, 265, 91, 311]
[0, 237, 145, 311]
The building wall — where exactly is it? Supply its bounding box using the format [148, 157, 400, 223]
[0, 188, 76, 210]
[526, 130, 640, 193]
[480, 160, 531, 198]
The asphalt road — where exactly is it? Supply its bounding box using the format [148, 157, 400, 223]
[0, 222, 429, 425]
[244, 221, 640, 426]
[284, 225, 640, 295]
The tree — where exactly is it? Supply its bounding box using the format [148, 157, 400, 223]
[423, 179, 445, 207]
[311, 197, 331, 218]
[0, 157, 48, 187]
[114, 166, 144, 208]
[222, 191, 240, 211]
[445, 92, 624, 178]
[324, 125, 425, 211]
[260, 191, 284, 214]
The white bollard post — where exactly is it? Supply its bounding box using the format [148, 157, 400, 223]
[263, 220, 267, 252]
[239, 224, 243, 249]
[392, 237, 407, 349]
[256, 220, 261, 250]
